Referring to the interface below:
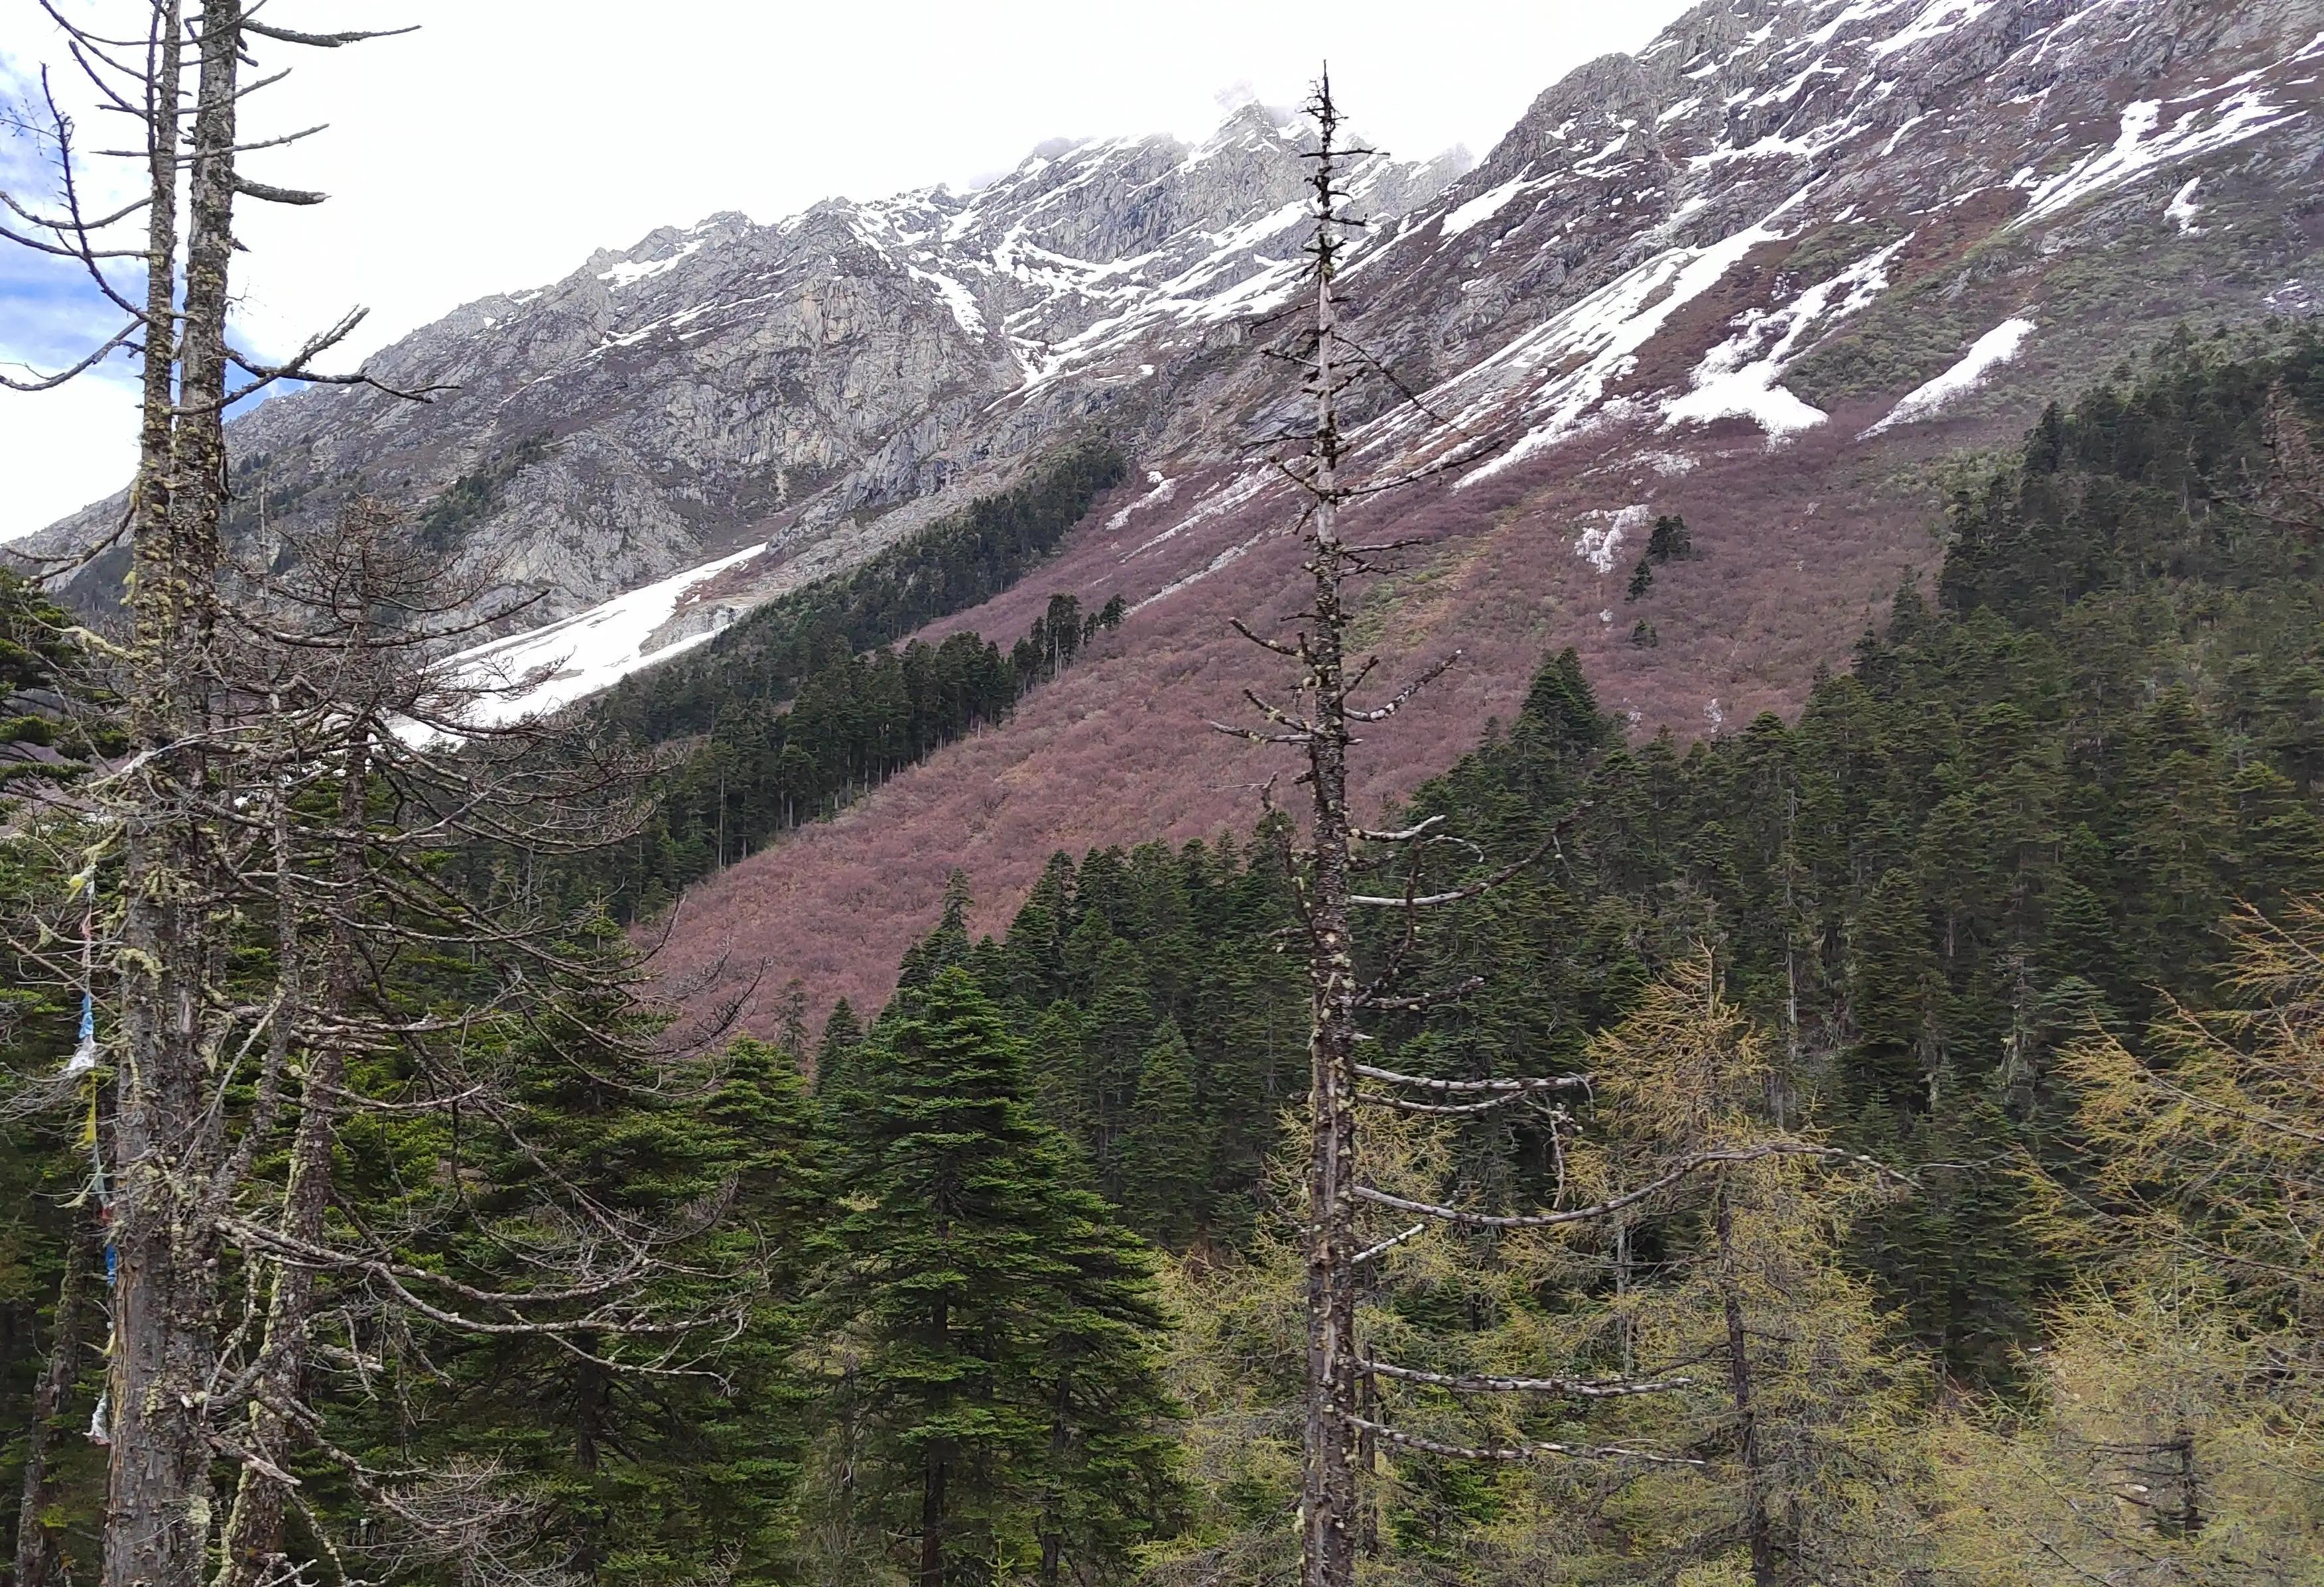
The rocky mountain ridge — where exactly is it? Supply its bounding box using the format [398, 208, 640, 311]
[366, 2, 2324, 710]
[34, 101, 1467, 631]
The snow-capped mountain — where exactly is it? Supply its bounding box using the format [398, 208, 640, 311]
[31, 0, 2324, 879]
[1328, 0, 2319, 473]
[35, 101, 1466, 630]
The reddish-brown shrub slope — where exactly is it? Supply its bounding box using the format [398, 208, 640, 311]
[650, 399, 1992, 1032]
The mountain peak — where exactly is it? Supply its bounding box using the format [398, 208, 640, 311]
[28, 0, 2316, 733]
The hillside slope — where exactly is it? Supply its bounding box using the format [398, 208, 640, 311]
[643, 0, 2324, 1026]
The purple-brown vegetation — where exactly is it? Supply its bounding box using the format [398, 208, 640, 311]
[651, 405, 1982, 1033]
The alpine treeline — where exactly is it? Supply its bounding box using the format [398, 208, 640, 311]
[3, 338, 2319, 1586]
[552, 440, 1129, 918]
[602, 438, 1129, 741]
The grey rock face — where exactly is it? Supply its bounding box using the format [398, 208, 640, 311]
[31, 0, 2323, 688]
[32, 104, 1464, 627]
[1333, 0, 2323, 407]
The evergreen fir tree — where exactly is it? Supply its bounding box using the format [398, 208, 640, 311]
[1646, 512, 1693, 562]
[1117, 1023, 1210, 1244]
[1080, 942, 1159, 1196]
[1519, 646, 1612, 760]
[1845, 870, 1945, 1112]
[1028, 1169, 1184, 1586]
[826, 968, 1177, 1586]
[397, 985, 818, 1586]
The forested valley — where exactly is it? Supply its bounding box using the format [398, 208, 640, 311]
[6, 286, 2323, 1587]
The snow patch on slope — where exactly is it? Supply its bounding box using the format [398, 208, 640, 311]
[600, 238, 706, 288]
[1443, 186, 1821, 487]
[1575, 505, 1651, 574]
[1863, 318, 2034, 435]
[1441, 176, 1541, 239]
[1104, 473, 1178, 532]
[909, 267, 987, 334]
[1663, 240, 1905, 440]
[1870, 0, 1999, 57]
[1131, 523, 1275, 612]
[443, 544, 767, 729]
[1123, 471, 1269, 559]
[2014, 90, 2301, 226]
[2166, 176, 2205, 234]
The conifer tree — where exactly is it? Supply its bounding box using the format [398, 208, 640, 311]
[1118, 1023, 1210, 1244]
[817, 999, 866, 1092]
[1081, 942, 1159, 1194]
[688, 1036, 839, 1574]
[1025, 1001, 1094, 1146]
[826, 967, 1175, 1586]
[1567, 956, 1923, 1587]
[387, 993, 820, 1587]
[1029, 1173, 1183, 1586]
[1846, 871, 1945, 1111]
[1647, 513, 1693, 563]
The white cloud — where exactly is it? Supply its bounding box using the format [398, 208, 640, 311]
[1, 0, 1693, 540]
[0, 375, 139, 542]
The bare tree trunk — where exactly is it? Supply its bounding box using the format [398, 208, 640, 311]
[13, 9, 718, 1583]
[1353, 1367, 1380, 1560]
[1297, 86, 1362, 1587]
[14, 1226, 93, 1587]
[218, 727, 369, 1587]
[1039, 1369, 1070, 1587]
[1716, 1185, 1776, 1587]
[107, 3, 226, 1582]
[1614, 1221, 1634, 1375]
[918, 1454, 946, 1587]
[2170, 1426, 2203, 1538]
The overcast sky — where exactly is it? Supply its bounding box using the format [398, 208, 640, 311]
[0, 0, 1695, 540]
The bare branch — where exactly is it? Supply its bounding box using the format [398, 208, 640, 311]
[1358, 1090, 1557, 1117]
[1347, 651, 1458, 724]
[1360, 1360, 1694, 1398]
[0, 318, 141, 391]
[232, 174, 323, 205]
[1352, 816, 1445, 844]
[1350, 1223, 1425, 1265]
[1228, 616, 1302, 658]
[1353, 1064, 1587, 1096]
[240, 20, 420, 47]
[0, 187, 151, 230]
[1356, 976, 1485, 1013]
[1348, 824, 1573, 908]
[1208, 719, 1314, 746]
[1354, 1142, 1880, 1230]
[1344, 1414, 1705, 1467]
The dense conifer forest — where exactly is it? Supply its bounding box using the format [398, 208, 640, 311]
[559, 440, 1130, 917]
[5, 338, 2322, 1586]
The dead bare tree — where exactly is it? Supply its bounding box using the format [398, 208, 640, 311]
[9, 1213, 96, 1587]
[1216, 69, 1532, 1587]
[2, 11, 751, 1587]
[1209, 74, 1373, 1587]
[25, 11, 406, 1585]
[1222, 72, 1902, 1587]
[202, 501, 702, 1587]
